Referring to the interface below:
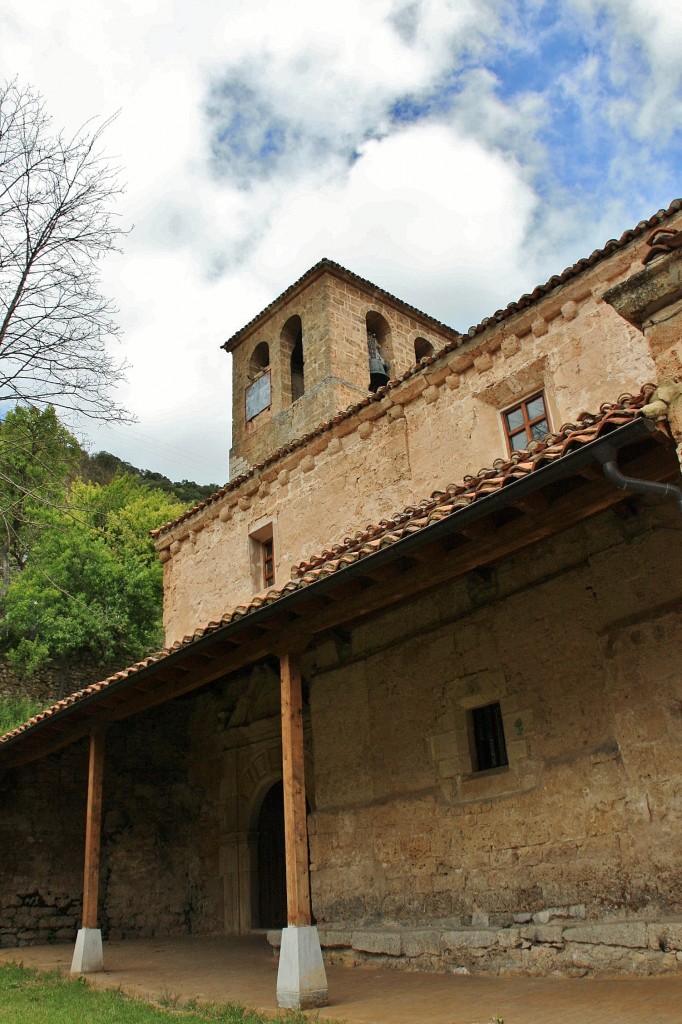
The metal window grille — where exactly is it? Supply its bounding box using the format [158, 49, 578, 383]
[471, 702, 508, 772]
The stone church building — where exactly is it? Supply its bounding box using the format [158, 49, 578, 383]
[1, 199, 682, 1007]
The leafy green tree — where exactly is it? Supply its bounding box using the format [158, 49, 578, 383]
[82, 449, 220, 505]
[0, 404, 81, 586]
[1, 474, 184, 676]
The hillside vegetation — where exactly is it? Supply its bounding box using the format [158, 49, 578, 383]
[0, 405, 218, 680]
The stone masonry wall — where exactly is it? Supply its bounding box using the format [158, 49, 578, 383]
[0, 663, 304, 948]
[302, 500, 682, 974]
[2, 501, 680, 976]
[228, 270, 457, 476]
[0, 741, 87, 947]
[0, 657, 122, 710]
[0, 699, 221, 947]
[158, 208, 682, 645]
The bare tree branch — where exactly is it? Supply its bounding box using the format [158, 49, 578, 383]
[0, 79, 132, 423]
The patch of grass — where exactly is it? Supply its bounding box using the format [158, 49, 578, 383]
[0, 962, 336, 1023]
[0, 694, 43, 736]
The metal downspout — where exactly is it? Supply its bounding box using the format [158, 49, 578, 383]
[596, 444, 682, 515]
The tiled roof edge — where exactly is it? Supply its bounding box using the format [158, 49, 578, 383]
[462, 199, 682, 341]
[152, 199, 682, 540]
[289, 384, 661, 577]
[3, 385, 666, 753]
[221, 257, 462, 352]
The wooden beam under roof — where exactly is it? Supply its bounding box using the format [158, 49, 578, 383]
[1, 425, 677, 770]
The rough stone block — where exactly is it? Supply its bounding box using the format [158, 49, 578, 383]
[566, 921, 648, 949]
[318, 929, 353, 948]
[496, 927, 522, 948]
[401, 930, 441, 957]
[501, 334, 521, 358]
[535, 925, 565, 945]
[352, 930, 402, 956]
[441, 929, 495, 950]
[474, 352, 493, 373]
[647, 922, 682, 952]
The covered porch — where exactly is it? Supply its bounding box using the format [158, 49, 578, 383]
[1, 408, 681, 1009]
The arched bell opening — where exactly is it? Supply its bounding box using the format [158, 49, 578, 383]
[414, 336, 434, 363]
[280, 315, 305, 406]
[366, 311, 392, 392]
[250, 341, 270, 377]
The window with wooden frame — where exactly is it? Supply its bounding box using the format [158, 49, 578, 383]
[262, 536, 275, 589]
[249, 521, 275, 592]
[469, 702, 508, 772]
[502, 391, 550, 453]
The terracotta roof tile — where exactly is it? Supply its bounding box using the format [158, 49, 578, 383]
[221, 258, 462, 352]
[1, 385, 667, 755]
[289, 385, 660, 578]
[153, 200, 681, 541]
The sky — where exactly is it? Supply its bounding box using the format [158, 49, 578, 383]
[0, 0, 680, 486]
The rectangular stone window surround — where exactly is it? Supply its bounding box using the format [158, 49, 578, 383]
[471, 355, 559, 458]
[502, 390, 551, 453]
[469, 700, 509, 772]
[430, 670, 537, 802]
[249, 519, 277, 592]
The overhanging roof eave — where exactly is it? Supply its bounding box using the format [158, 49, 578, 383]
[0, 416, 670, 766]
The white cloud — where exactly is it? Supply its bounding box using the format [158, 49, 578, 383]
[567, 0, 682, 139]
[0, 0, 678, 483]
[244, 124, 537, 329]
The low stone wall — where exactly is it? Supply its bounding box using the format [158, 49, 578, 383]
[0, 892, 81, 948]
[268, 908, 682, 977]
[0, 657, 120, 710]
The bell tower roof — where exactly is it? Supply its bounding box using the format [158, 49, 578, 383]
[223, 259, 461, 479]
[221, 258, 459, 354]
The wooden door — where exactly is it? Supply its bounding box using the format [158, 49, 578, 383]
[257, 781, 287, 928]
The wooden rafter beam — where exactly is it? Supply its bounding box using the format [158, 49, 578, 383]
[2, 438, 677, 770]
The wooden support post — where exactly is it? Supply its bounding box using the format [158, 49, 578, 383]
[82, 728, 106, 928]
[277, 651, 327, 1009]
[280, 651, 312, 927]
[71, 728, 106, 973]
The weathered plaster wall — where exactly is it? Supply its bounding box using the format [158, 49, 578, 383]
[158, 212, 682, 645]
[303, 500, 682, 973]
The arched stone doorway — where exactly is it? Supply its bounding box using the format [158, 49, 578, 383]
[254, 778, 315, 929]
[256, 780, 287, 928]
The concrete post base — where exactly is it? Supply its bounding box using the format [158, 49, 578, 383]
[71, 928, 103, 973]
[276, 925, 328, 1009]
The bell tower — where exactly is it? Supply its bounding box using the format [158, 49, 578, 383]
[222, 259, 460, 478]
